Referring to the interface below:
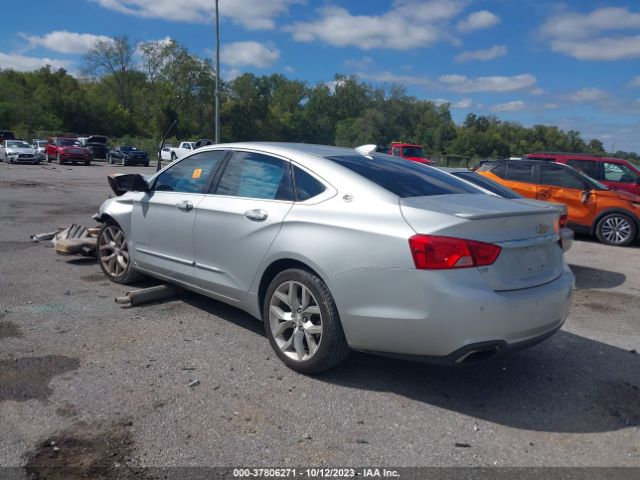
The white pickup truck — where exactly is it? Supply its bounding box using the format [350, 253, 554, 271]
[167, 141, 196, 160]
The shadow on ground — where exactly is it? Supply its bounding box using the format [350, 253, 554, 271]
[179, 291, 639, 435]
[569, 264, 626, 289]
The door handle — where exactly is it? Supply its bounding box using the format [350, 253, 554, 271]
[176, 200, 193, 211]
[244, 209, 268, 221]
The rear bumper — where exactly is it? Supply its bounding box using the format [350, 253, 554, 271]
[331, 266, 574, 360]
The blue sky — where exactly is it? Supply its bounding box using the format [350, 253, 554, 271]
[2, 0, 639, 152]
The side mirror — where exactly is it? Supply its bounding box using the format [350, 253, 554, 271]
[581, 189, 591, 204]
[107, 173, 149, 197]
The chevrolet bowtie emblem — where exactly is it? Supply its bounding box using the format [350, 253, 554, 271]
[536, 223, 549, 234]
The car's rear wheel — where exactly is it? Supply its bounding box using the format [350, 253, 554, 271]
[85, 160, 91, 166]
[97, 222, 143, 284]
[171, 152, 177, 161]
[595, 213, 637, 246]
[263, 269, 349, 374]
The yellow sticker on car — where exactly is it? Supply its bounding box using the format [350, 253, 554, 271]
[192, 168, 203, 179]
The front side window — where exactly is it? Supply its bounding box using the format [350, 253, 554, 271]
[154, 150, 226, 193]
[327, 154, 480, 198]
[567, 159, 600, 179]
[215, 151, 293, 201]
[540, 165, 586, 190]
[603, 162, 639, 183]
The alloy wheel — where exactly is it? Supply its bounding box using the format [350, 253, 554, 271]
[269, 281, 323, 361]
[99, 225, 130, 277]
[600, 216, 632, 245]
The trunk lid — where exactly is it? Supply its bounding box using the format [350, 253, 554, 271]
[401, 194, 564, 291]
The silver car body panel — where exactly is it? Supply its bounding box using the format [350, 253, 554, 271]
[98, 142, 574, 360]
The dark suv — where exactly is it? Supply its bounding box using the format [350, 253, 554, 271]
[0, 130, 15, 143]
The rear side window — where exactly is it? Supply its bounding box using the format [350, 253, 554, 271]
[327, 154, 480, 198]
[505, 163, 534, 182]
[567, 159, 600, 179]
[215, 151, 293, 201]
[293, 166, 326, 201]
[540, 165, 586, 190]
[154, 150, 225, 193]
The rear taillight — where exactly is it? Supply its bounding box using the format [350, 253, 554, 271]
[409, 235, 501, 270]
[559, 214, 567, 228]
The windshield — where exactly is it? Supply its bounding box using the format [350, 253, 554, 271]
[121, 146, 137, 152]
[7, 140, 31, 149]
[402, 146, 425, 158]
[59, 138, 81, 146]
[572, 168, 609, 190]
[35, 141, 46, 147]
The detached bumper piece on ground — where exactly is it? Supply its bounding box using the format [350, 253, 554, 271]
[31, 224, 98, 256]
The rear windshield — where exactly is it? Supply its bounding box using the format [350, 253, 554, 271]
[327, 154, 481, 198]
[452, 171, 522, 199]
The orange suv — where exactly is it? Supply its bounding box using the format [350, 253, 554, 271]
[476, 159, 640, 246]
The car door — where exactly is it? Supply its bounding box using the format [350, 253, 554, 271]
[535, 164, 596, 228]
[130, 150, 227, 282]
[193, 150, 295, 300]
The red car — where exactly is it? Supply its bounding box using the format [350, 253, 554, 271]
[46, 137, 92, 165]
[389, 142, 433, 165]
[526, 152, 640, 196]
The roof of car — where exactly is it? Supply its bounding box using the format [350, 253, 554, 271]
[206, 142, 364, 159]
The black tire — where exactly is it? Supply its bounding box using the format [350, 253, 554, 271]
[263, 268, 350, 374]
[144, 161, 149, 167]
[47, 156, 52, 163]
[595, 213, 637, 246]
[97, 222, 144, 284]
[84, 160, 91, 166]
[171, 152, 177, 161]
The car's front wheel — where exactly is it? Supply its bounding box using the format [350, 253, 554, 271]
[595, 213, 637, 246]
[263, 269, 350, 374]
[97, 222, 143, 284]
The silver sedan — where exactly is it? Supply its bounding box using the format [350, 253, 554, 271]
[95, 143, 574, 373]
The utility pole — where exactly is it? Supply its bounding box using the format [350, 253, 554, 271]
[214, 0, 220, 144]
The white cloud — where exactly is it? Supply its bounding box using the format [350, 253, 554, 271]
[569, 87, 608, 102]
[20, 31, 112, 54]
[457, 10, 500, 33]
[0, 52, 73, 71]
[454, 45, 507, 62]
[541, 7, 640, 60]
[490, 100, 526, 112]
[223, 69, 242, 82]
[628, 76, 640, 87]
[285, 1, 466, 50]
[358, 71, 433, 87]
[344, 56, 375, 70]
[91, 0, 301, 30]
[220, 41, 280, 68]
[438, 73, 537, 93]
[543, 103, 559, 110]
[529, 87, 545, 96]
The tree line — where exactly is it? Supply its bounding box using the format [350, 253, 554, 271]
[1, 36, 637, 162]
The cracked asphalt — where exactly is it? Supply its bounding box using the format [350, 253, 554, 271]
[0, 160, 639, 476]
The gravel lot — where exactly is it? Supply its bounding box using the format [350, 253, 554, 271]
[0, 161, 639, 475]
